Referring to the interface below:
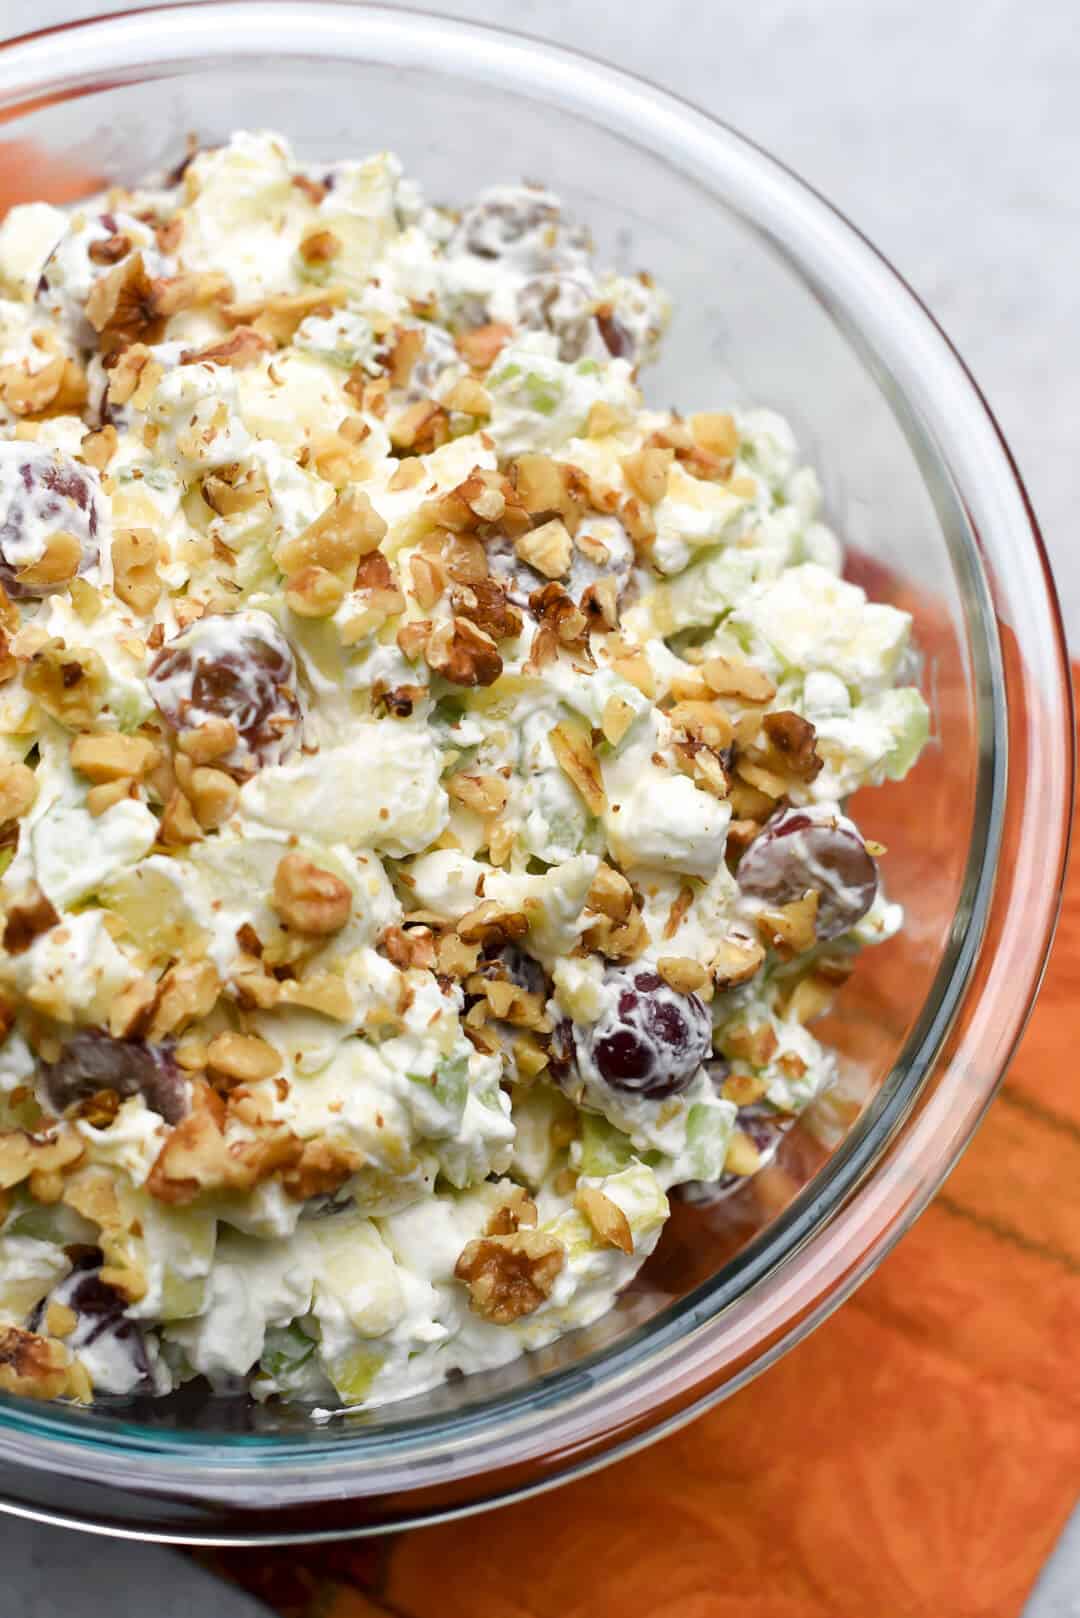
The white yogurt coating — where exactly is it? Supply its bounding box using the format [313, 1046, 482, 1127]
[0, 132, 929, 1411]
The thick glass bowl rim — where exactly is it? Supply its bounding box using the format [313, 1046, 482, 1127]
[0, 0, 1069, 1531]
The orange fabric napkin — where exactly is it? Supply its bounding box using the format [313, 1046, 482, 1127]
[206, 676, 1080, 1618]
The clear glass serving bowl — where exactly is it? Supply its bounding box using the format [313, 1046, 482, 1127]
[0, 1, 1070, 1545]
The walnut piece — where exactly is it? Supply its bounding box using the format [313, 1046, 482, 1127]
[575, 1184, 633, 1254]
[24, 639, 106, 730]
[424, 617, 503, 688]
[272, 853, 352, 935]
[206, 1031, 282, 1086]
[454, 1229, 565, 1324]
[2, 883, 59, 955]
[70, 733, 158, 784]
[0, 760, 37, 826]
[0, 1326, 88, 1402]
[549, 720, 606, 815]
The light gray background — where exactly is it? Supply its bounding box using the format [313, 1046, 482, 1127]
[0, 2, 1076, 1614]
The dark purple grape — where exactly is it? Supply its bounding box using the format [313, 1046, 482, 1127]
[516, 274, 596, 362]
[596, 309, 633, 360]
[0, 444, 102, 598]
[490, 945, 548, 999]
[449, 187, 589, 272]
[574, 967, 712, 1101]
[40, 1029, 189, 1124]
[147, 608, 302, 774]
[30, 1251, 152, 1390]
[736, 807, 878, 943]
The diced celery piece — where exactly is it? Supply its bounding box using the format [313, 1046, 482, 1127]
[261, 1321, 317, 1381]
[881, 686, 930, 780]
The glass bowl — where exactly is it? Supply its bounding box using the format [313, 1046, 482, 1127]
[0, 1, 1070, 1544]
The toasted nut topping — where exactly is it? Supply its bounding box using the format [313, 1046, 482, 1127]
[761, 710, 824, 783]
[187, 766, 238, 830]
[0, 760, 37, 825]
[711, 936, 766, 989]
[549, 720, 606, 815]
[108, 974, 159, 1040]
[582, 903, 650, 963]
[286, 565, 346, 618]
[757, 890, 819, 958]
[409, 553, 448, 612]
[112, 527, 161, 615]
[278, 971, 353, 1020]
[600, 692, 637, 747]
[2, 883, 59, 954]
[0, 1325, 85, 1402]
[610, 649, 655, 699]
[486, 1186, 538, 1236]
[0, 355, 87, 419]
[206, 1031, 282, 1086]
[702, 655, 776, 704]
[621, 446, 673, 505]
[435, 932, 481, 978]
[724, 1127, 762, 1177]
[181, 326, 272, 369]
[444, 377, 492, 416]
[689, 412, 738, 459]
[389, 400, 450, 455]
[456, 322, 512, 370]
[80, 425, 118, 471]
[447, 772, 509, 818]
[515, 517, 572, 580]
[586, 863, 634, 923]
[272, 853, 352, 935]
[87, 778, 133, 816]
[454, 1229, 565, 1323]
[277, 487, 387, 579]
[456, 900, 528, 949]
[575, 1183, 633, 1254]
[720, 1071, 768, 1106]
[16, 531, 81, 587]
[298, 228, 342, 265]
[70, 733, 158, 784]
[719, 1021, 778, 1068]
[160, 789, 203, 847]
[656, 956, 708, 994]
[84, 253, 161, 352]
[424, 617, 503, 688]
[224, 286, 346, 345]
[782, 973, 838, 1026]
[148, 960, 220, 1041]
[177, 717, 237, 764]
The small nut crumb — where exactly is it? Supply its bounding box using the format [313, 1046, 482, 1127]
[187, 766, 238, 830]
[86, 778, 134, 816]
[0, 760, 37, 826]
[514, 517, 572, 580]
[724, 1128, 762, 1177]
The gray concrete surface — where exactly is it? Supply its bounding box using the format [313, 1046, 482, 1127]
[0, 2, 1074, 1614]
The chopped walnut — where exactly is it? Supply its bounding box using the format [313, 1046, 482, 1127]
[280, 1137, 364, 1201]
[549, 720, 606, 815]
[424, 617, 503, 688]
[760, 710, 824, 784]
[456, 322, 512, 369]
[447, 772, 509, 818]
[24, 639, 106, 730]
[0, 1125, 85, 1191]
[272, 853, 352, 935]
[225, 286, 348, 346]
[701, 655, 776, 705]
[515, 517, 572, 580]
[621, 446, 673, 505]
[455, 900, 528, 950]
[0, 759, 37, 826]
[276, 486, 387, 579]
[206, 1031, 282, 1087]
[719, 1021, 778, 1067]
[147, 959, 220, 1041]
[70, 733, 158, 784]
[0, 1326, 87, 1402]
[586, 863, 634, 923]
[454, 1229, 565, 1324]
[389, 400, 450, 455]
[757, 889, 819, 958]
[656, 956, 709, 994]
[711, 936, 766, 989]
[451, 577, 522, 642]
[2, 883, 59, 955]
[575, 1184, 633, 1254]
[177, 717, 238, 764]
[0, 355, 87, 420]
[485, 1185, 538, 1236]
[84, 253, 162, 352]
[181, 326, 272, 368]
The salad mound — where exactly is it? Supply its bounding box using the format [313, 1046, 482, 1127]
[0, 132, 927, 1409]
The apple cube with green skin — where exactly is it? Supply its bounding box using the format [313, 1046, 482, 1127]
[310, 1216, 406, 1338]
[144, 1204, 218, 1323]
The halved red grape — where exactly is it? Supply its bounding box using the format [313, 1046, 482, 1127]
[40, 1028, 188, 1125]
[30, 1251, 153, 1391]
[449, 187, 589, 272]
[736, 807, 878, 942]
[0, 443, 102, 597]
[148, 608, 303, 774]
[573, 967, 712, 1101]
